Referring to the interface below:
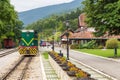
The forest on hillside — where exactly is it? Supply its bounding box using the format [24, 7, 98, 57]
[26, 8, 82, 41]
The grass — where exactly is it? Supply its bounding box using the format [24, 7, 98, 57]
[75, 49, 120, 58]
[42, 51, 49, 59]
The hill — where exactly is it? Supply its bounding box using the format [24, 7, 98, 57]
[18, 0, 83, 26]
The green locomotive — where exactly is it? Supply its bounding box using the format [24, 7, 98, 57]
[19, 30, 38, 55]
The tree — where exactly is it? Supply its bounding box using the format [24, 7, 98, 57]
[13, 20, 23, 39]
[0, 0, 23, 48]
[26, 8, 82, 39]
[0, 0, 23, 40]
[82, 0, 120, 36]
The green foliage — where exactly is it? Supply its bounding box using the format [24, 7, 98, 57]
[118, 41, 120, 49]
[76, 49, 120, 58]
[54, 32, 61, 42]
[6, 31, 15, 37]
[82, 40, 96, 49]
[106, 38, 119, 49]
[25, 8, 82, 40]
[43, 51, 49, 59]
[82, 0, 120, 36]
[70, 44, 80, 49]
[75, 72, 82, 78]
[98, 45, 104, 49]
[79, 44, 84, 49]
[0, 0, 23, 42]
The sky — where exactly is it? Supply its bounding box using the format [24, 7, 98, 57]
[10, 0, 74, 12]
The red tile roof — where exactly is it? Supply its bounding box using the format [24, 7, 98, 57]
[71, 31, 120, 39]
[62, 29, 120, 40]
[61, 13, 120, 40]
[72, 31, 94, 39]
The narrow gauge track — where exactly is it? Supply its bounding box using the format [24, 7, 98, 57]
[0, 56, 32, 80]
[0, 49, 17, 58]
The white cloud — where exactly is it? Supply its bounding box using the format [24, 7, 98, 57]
[10, 0, 74, 12]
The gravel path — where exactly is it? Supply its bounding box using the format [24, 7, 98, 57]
[23, 55, 43, 80]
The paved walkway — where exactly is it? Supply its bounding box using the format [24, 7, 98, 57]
[40, 47, 60, 80]
[41, 47, 120, 80]
[42, 57, 60, 80]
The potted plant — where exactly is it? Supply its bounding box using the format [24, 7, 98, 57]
[75, 70, 92, 80]
[62, 61, 75, 71]
[59, 57, 67, 67]
[49, 51, 95, 80]
[67, 61, 75, 67]
[55, 56, 62, 64]
[67, 66, 78, 76]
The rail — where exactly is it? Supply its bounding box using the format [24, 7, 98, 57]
[0, 49, 17, 58]
[0, 56, 32, 80]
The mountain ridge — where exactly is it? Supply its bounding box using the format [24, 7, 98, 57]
[18, 0, 83, 26]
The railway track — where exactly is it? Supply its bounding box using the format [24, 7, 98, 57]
[0, 56, 32, 80]
[0, 48, 17, 58]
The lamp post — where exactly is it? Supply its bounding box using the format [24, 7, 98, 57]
[65, 20, 69, 60]
[52, 37, 54, 51]
[52, 30, 55, 51]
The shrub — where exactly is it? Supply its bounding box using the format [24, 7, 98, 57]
[75, 72, 82, 78]
[69, 66, 78, 71]
[75, 70, 87, 78]
[106, 38, 119, 49]
[70, 44, 79, 49]
[98, 45, 104, 49]
[60, 57, 66, 62]
[82, 40, 96, 49]
[118, 41, 120, 49]
[67, 61, 75, 67]
[79, 44, 84, 49]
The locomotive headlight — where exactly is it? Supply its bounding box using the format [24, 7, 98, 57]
[22, 43, 24, 46]
[32, 43, 34, 45]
